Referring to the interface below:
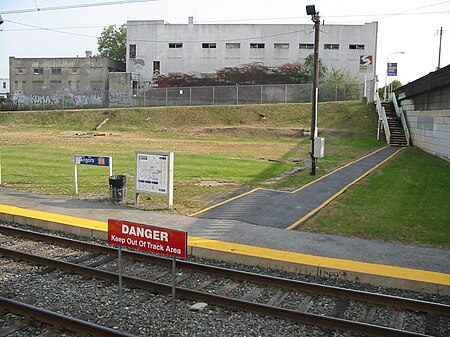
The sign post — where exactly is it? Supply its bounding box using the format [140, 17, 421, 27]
[359, 55, 374, 103]
[107, 219, 187, 319]
[359, 55, 373, 73]
[134, 151, 174, 209]
[386, 63, 398, 100]
[118, 246, 123, 307]
[73, 154, 112, 194]
[172, 256, 176, 318]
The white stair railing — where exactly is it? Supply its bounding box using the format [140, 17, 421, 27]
[374, 91, 390, 144]
[390, 92, 410, 146]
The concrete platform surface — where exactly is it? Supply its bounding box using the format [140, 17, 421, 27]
[1, 187, 449, 277]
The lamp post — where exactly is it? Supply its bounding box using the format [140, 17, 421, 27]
[384, 51, 404, 101]
[437, 26, 443, 69]
[306, 5, 320, 175]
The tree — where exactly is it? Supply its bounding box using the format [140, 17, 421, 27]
[322, 67, 360, 101]
[378, 80, 403, 99]
[97, 24, 127, 63]
[289, 54, 327, 84]
[216, 63, 274, 85]
[152, 59, 329, 87]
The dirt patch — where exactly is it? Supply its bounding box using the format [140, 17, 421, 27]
[197, 180, 238, 187]
[172, 125, 306, 139]
[264, 166, 306, 185]
[59, 132, 113, 138]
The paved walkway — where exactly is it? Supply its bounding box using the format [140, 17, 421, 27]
[194, 146, 403, 229]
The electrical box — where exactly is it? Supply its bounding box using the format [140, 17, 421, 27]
[314, 137, 325, 158]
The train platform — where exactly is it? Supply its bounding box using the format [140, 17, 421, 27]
[0, 148, 449, 295]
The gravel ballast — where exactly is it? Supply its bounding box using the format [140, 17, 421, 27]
[1, 222, 449, 336]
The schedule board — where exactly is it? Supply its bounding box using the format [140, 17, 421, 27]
[135, 151, 174, 208]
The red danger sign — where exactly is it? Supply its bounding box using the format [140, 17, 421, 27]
[108, 219, 187, 258]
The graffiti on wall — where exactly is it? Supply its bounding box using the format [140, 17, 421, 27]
[73, 92, 103, 106]
[109, 91, 131, 106]
[30, 94, 59, 105]
[10, 90, 107, 107]
[133, 58, 145, 70]
[10, 91, 29, 105]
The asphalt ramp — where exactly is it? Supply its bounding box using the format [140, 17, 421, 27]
[193, 146, 404, 229]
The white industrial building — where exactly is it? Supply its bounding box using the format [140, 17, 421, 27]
[126, 18, 378, 85]
[0, 77, 8, 98]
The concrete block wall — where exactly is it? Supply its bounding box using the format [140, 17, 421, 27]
[396, 65, 450, 161]
[400, 98, 450, 161]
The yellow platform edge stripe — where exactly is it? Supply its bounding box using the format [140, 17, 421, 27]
[1, 204, 449, 287]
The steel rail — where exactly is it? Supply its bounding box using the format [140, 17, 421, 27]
[0, 296, 137, 337]
[1, 225, 449, 316]
[0, 246, 436, 337]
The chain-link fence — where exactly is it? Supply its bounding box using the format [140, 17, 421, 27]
[7, 82, 365, 110]
[126, 83, 362, 107]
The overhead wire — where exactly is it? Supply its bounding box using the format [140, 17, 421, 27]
[4, 19, 98, 38]
[0, 0, 448, 40]
[0, 0, 161, 15]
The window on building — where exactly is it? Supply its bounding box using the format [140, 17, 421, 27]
[51, 68, 62, 75]
[202, 43, 217, 49]
[169, 43, 183, 48]
[33, 68, 43, 75]
[69, 67, 80, 74]
[226, 43, 241, 49]
[299, 43, 314, 49]
[274, 43, 289, 49]
[324, 44, 339, 50]
[153, 61, 160, 75]
[349, 44, 365, 50]
[129, 44, 136, 58]
[250, 43, 265, 49]
[15, 67, 25, 75]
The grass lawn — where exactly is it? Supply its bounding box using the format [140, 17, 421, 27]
[0, 102, 380, 213]
[302, 148, 450, 248]
[1, 102, 448, 248]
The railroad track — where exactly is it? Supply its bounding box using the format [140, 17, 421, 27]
[1, 224, 449, 337]
[0, 296, 136, 337]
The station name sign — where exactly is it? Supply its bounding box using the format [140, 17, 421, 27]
[108, 219, 187, 258]
[74, 155, 110, 166]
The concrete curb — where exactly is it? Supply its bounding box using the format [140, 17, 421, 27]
[1, 207, 449, 296]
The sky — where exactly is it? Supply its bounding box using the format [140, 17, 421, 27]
[1, 0, 449, 86]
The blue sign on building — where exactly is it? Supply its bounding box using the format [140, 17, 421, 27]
[387, 63, 398, 76]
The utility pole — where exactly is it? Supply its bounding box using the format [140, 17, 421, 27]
[437, 26, 443, 69]
[306, 5, 320, 175]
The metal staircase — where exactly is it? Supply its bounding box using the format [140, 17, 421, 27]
[381, 102, 408, 147]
